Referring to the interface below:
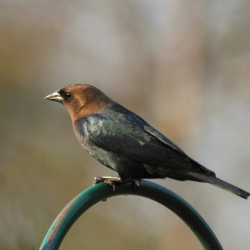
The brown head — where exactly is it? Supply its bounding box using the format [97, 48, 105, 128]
[45, 84, 114, 122]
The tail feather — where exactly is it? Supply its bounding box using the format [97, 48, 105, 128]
[188, 172, 250, 199]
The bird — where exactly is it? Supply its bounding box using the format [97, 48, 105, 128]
[45, 84, 250, 199]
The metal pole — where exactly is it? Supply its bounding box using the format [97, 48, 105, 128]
[40, 180, 222, 250]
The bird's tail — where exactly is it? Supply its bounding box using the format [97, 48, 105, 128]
[188, 172, 250, 199]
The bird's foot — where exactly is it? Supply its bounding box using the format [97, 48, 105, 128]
[94, 176, 141, 192]
[94, 176, 123, 192]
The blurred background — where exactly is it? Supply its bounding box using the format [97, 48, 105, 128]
[1, 0, 250, 249]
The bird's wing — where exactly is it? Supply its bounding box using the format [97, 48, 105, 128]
[85, 113, 192, 170]
[143, 125, 186, 155]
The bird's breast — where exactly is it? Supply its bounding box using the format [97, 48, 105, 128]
[73, 118, 89, 148]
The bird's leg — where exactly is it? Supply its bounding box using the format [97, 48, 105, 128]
[94, 176, 123, 192]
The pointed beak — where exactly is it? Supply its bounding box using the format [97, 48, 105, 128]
[44, 91, 63, 104]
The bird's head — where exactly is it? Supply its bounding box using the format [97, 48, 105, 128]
[45, 84, 113, 121]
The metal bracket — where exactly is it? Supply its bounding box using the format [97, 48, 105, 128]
[40, 180, 222, 250]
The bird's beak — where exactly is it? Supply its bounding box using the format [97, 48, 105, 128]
[44, 91, 63, 104]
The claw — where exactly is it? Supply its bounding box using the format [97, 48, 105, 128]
[132, 179, 140, 191]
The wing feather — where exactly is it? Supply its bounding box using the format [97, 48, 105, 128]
[86, 112, 193, 170]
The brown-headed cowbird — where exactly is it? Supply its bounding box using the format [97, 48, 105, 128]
[45, 84, 250, 199]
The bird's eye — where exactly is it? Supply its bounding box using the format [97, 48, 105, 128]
[65, 92, 72, 100]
